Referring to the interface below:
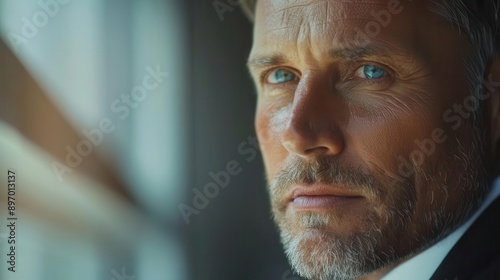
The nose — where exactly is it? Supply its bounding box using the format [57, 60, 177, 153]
[281, 73, 345, 158]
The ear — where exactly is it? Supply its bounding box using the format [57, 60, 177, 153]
[485, 55, 500, 171]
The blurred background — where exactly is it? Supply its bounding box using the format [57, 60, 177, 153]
[0, 0, 298, 279]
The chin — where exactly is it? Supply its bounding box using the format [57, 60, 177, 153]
[280, 228, 386, 280]
[275, 210, 398, 280]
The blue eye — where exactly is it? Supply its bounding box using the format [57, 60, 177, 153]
[356, 65, 386, 79]
[267, 69, 297, 84]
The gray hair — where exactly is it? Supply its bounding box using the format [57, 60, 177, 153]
[430, 1, 499, 115]
[430, 0, 500, 181]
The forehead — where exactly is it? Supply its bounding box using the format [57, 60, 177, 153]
[252, 0, 434, 53]
[257, 0, 391, 27]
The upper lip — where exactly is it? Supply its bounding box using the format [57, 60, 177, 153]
[288, 184, 363, 201]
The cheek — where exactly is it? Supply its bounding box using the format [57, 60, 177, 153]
[346, 118, 407, 183]
[345, 100, 444, 180]
[255, 102, 290, 176]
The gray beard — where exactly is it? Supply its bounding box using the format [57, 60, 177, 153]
[280, 213, 389, 280]
[273, 175, 411, 280]
[270, 121, 489, 280]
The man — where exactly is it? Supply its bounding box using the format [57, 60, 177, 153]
[242, 0, 500, 279]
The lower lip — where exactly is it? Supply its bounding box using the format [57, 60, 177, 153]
[292, 195, 364, 210]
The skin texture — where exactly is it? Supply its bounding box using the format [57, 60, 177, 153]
[248, 0, 500, 279]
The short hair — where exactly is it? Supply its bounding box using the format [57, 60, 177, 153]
[430, 1, 499, 104]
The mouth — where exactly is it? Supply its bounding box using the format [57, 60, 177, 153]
[288, 184, 365, 211]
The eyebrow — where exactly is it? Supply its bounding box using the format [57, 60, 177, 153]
[328, 45, 387, 60]
[247, 44, 398, 74]
[247, 53, 288, 72]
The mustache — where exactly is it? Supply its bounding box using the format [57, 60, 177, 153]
[269, 157, 382, 199]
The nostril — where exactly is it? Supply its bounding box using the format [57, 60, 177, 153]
[304, 146, 331, 157]
[281, 120, 345, 158]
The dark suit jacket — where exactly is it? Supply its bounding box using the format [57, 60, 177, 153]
[430, 196, 500, 280]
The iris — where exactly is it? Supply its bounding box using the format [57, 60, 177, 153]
[268, 69, 296, 84]
[362, 65, 385, 79]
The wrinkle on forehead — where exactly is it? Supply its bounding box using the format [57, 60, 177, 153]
[260, 0, 389, 40]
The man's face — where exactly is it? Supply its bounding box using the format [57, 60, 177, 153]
[248, 0, 492, 279]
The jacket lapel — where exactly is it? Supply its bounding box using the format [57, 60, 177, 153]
[430, 197, 500, 280]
